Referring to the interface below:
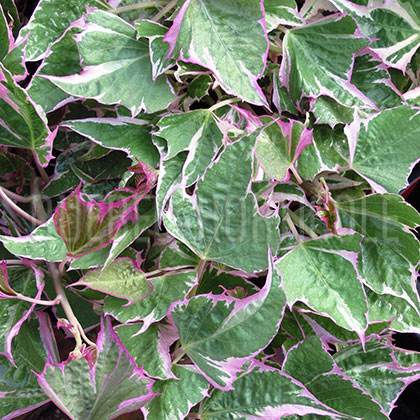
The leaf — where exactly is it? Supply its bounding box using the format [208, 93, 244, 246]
[280, 15, 370, 109]
[283, 336, 388, 419]
[334, 340, 420, 414]
[116, 322, 178, 380]
[53, 185, 146, 258]
[71, 258, 153, 304]
[104, 271, 197, 331]
[336, 194, 420, 310]
[264, 0, 303, 32]
[255, 118, 313, 181]
[37, 316, 155, 420]
[0, 64, 56, 167]
[311, 96, 354, 127]
[17, 0, 108, 61]
[199, 364, 339, 419]
[275, 233, 368, 336]
[143, 365, 210, 420]
[348, 106, 420, 192]
[170, 256, 285, 389]
[165, 0, 268, 105]
[163, 134, 280, 273]
[331, 0, 420, 71]
[46, 10, 174, 116]
[0, 217, 66, 262]
[62, 117, 159, 167]
[0, 266, 44, 362]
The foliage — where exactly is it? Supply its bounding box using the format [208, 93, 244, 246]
[1, 0, 420, 418]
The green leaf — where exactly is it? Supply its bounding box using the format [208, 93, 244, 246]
[17, 0, 108, 61]
[116, 322, 178, 380]
[62, 117, 159, 167]
[349, 106, 420, 192]
[336, 194, 420, 310]
[334, 340, 420, 414]
[163, 134, 280, 273]
[47, 10, 174, 115]
[165, 0, 268, 105]
[0, 64, 55, 167]
[311, 96, 354, 127]
[281, 15, 370, 108]
[331, 0, 420, 71]
[143, 365, 210, 420]
[283, 337, 388, 419]
[275, 233, 368, 336]
[255, 118, 312, 181]
[0, 217, 67, 262]
[199, 365, 338, 419]
[37, 317, 154, 420]
[71, 258, 152, 304]
[104, 271, 197, 329]
[0, 4, 13, 60]
[170, 257, 285, 389]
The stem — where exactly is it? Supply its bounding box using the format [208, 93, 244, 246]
[269, 42, 282, 54]
[196, 259, 207, 283]
[31, 179, 48, 222]
[32, 151, 49, 183]
[4, 259, 26, 265]
[172, 349, 186, 365]
[290, 165, 303, 184]
[208, 98, 240, 113]
[0, 187, 42, 226]
[1, 188, 32, 203]
[59, 256, 71, 276]
[152, 0, 178, 21]
[284, 212, 301, 243]
[114, 1, 166, 13]
[48, 262, 96, 348]
[15, 293, 60, 306]
[288, 210, 317, 239]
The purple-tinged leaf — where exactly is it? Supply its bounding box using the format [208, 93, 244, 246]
[255, 117, 313, 182]
[142, 364, 210, 420]
[283, 336, 389, 419]
[199, 362, 341, 419]
[0, 64, 56, 167]
[105, 270, 197, 332]
[116, 322, 178, 380]
[53, 184, 150, 258]
[37, 316, 155, 420]
[164, 0, 269, 105]
[71, 257, 153, 305]
[170, 255, 285, 390]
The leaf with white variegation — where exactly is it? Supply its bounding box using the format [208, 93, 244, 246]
[163, 134, 280, 273]
[165, 0, 268, 105]
[199, 363, 340, 419]
[105, 271, 197, 332]
[276, 233, 368, 336]
[170, 256, 285, 389]
[264, 0, 303, 32]
[0, 64, 56, 167]
[330, 0, 420, 71]
[46, 10, 174, 116]
[283, 336, 388, 419]
[116, 322, 178, 380]
[348, 106, 420, 192]
[142, 365, 209, 420]
[280, 15, 371, 109]
[336, 194, 420, 310]
[334, 340, 420, 414]
[62, 117, 159, 166]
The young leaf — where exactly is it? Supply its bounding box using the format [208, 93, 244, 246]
[71, 258, 153, 305]
[163, 134, 280, 273]
[37, 316, 155, 420]
[46, 10, 174, 116]
[170, 256, 285, 390]
[165, 0, 268, 105]
[275, 233, 368, 337]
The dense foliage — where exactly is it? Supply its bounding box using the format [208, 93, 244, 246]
[1, 0, 420, 418]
